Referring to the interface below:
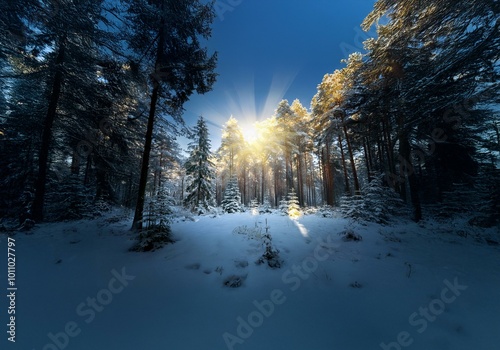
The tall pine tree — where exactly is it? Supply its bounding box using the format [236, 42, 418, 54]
[184, 116, 215, 212]
[123, 0, 218, 230]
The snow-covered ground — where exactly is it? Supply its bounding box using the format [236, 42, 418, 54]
[1, 210, 499, 350]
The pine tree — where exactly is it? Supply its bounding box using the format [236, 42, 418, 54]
[184, 116, 215, 213]
[125, 0, 218, 230]
[275, 100, 296, 192]
[250, 198, 259, 215]
[278, 197, 289, 215]
[145, 187, 174, 231]
[132, 186, 175, 252]
[221, 176, 243, 213]
[340, 175, 408, 224]
[260, 196, 272, 214]
[218, 116, 245, 177]
[287, 188, 301, 218]
[279, 189, 301, 218]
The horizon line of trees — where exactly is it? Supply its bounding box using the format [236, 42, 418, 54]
[1, 0, 498, 228]
[213, 0, 499, 225]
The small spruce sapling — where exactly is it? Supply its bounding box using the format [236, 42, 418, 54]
[256, 219, 282, 268]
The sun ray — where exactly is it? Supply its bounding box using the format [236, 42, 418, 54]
[241, 123, 258, 143]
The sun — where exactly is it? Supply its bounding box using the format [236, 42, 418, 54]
[242, 123, 258, 143]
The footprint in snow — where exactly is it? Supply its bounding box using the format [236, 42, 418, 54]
[223, 274, 247, 288]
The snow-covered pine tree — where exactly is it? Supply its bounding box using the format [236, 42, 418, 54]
[221, 176, 243, 213]
[148, 187, 175, 229]
[250, 198, 259, 215]
[133, 187, 175, 252]
[279, 189, 301, 217]
[257, 219, 282, 269]
[287, 188, 301, 218]
[184, 116, 216, 213]
[126, 0, 218, 230]
[259, 196, 272, 214]
[341, 174, 408, 224]
[279, 197, 289, 215]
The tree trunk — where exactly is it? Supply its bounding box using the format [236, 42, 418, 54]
[132, 82, 160, 230]
[399, 131, 422, 222]
[382, 118, 395, 174]
[338, 135, 350, 195]
[32, 36, 66, 222]
[363, 137, 372, 183]
[285, 150, 292, 192]
[197, 160, 202, 208]
[274, 160, 280, 206]
[297, 153, 305, 206]
[84, 154, 92, 185]
[127, 171, 134, 207]
[310, 151, 317, 206]
[321, 141, 335, 206]
[343, 125, 360, 194]
[261, 161, 265, 203]
[376, 137, 384, 172]
[242, 168, 247, 205]
[71, 151, 80, 175]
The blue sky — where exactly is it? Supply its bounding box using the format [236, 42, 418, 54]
[182, 0, 378, 148]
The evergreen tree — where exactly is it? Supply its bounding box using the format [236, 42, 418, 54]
[275, 100, 296, 191]
[124, 0, 218, 230]
[260, 196, 272, 214]
[184, 116, 216, 212]
[287, 189, 301, 218]
[218, 116, 245, 177]
[132, 186, 175, 252]
[250, 198, 259, 215]
[278, 197, 289, 215]
[340, 175, 408, 224]
[221, 176, 243, 213]
[279, 189, 301, 218]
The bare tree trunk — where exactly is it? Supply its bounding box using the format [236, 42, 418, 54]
[242, 168, 247, 205]
[261, 161, 265, 203]
[321, 141, 335, 206]
[274, 159, 280, 206]
[297, 153, 305, 206]
[285, 150, 292, 192]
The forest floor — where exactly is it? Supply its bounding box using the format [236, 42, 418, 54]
[0, 209, 499, 350]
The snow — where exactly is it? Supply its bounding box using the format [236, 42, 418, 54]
[1, 210, 499, 350]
